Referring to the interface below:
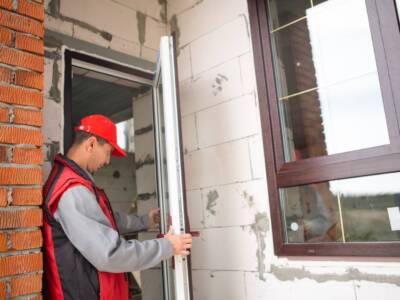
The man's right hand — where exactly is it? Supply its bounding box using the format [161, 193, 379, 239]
[165, 226, 193, 256]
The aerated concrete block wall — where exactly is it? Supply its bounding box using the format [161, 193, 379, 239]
[169, 0, 400, 299]
[42, 0, 167, 179]
[133, 90, 164, 299]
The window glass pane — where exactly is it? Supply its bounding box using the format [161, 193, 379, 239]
[116, 118, 134, 153]
[268, 0, 311, 30]
[268, 0, 390, 161]
[280, 74, 388, 159]
[280, 172, 400, 243]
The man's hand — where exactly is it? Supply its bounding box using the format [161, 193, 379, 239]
[165, 226, 192, 256]
[148, 208, 160, 228]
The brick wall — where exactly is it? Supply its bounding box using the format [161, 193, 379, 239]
[0, 0, 44, 299]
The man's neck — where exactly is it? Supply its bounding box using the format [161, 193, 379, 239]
[66, 147, 88, 171]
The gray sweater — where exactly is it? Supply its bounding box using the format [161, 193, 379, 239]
[54, 183, 173, 273]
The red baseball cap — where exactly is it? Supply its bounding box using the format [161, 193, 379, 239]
[74, 114, 127, 157]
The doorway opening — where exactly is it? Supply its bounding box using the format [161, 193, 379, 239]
[64, 50, 165, 300]
[63, 37, 193, 300]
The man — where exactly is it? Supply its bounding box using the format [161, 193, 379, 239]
[43, 114, 192, 300]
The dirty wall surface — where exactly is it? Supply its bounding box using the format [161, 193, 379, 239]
[41, 0, 400, 299]
[43, 0, 166, 178]
[170, 0, 400, 299]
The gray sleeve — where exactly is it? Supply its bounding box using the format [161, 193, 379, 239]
[113, 211, 149, 234]
[54, 185, 173, 273]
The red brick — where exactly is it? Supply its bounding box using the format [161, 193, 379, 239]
[15, 70, 43, 90]
[12, 188, 42, 205]
[13, 108, 43, 127]
[0, 47, 43, 72]
[0, 0, 12, 10]
[0, 167, 42, 185]
[17, 0, 44, 22]
[0, 66, 13, 83]
[0, 209, 42, 229]
[0, 107, 8, 122]
[10, 230, 42, 250]
[0, 146, 7, 163]
[0, 232, 7, 251]
[0, 188, 7, 206]
[0, 27, 12, 46]
[0, 85, 43, 108]
[12, 147, 43, 164]
[0, 281, 6, 300]
[15, 33, 44, 55]
[0, 252, 42, 277]
[0, 126, 43, 145]
[0, 9, 44, 38]
[11, 273, 42, 297]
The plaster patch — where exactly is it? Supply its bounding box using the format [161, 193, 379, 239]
[169, 15, 180, 55]
[49, 58, 61, 102]
[47, 0, 113, 42]
[158, 0, 167, 23]
[45, 35, 63, 50]
[242, 190, 255, 208]
[45, 142, 60, 162]
[137, 192, 157, 201]
[271, 265, 400, 286]
[250, 212, 269, 281]
[137, 11, 147, 46]
[48, 0, 60, 16]
[211, 73, 228, 96]
[135, 154, 155, 170]
[206, 190, 218, 216]
[135, 125, 153, 135]
[44, 49, 62, 60]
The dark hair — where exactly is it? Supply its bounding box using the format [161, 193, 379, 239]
[73, 131, 108, 146]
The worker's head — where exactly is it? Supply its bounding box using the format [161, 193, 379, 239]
[69, 115, 126, 173]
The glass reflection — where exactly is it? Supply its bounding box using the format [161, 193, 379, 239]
[280, 182, 341, 243]
[268, 0, 311, 30]
[280, 172, 400, 243]
[268, 0, 390, 161]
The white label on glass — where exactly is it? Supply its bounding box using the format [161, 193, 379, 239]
[387, 207, 400, 231]
[290, 222, 299, 232]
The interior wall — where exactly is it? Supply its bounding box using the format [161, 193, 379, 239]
[42, 0, 400, 299]
[43, 0, 167, 180]
[94, 153, 137, 213]
[168, 0, 400, 299]
[43, 1, 167, 298]
[133, 90, 164, 299]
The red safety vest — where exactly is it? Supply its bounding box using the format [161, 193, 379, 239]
[42, 154, 128, 300]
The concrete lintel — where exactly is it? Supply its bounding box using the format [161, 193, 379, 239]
[44, 29, 156, 72]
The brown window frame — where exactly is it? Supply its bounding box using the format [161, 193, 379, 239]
[248, 0, 400, 256]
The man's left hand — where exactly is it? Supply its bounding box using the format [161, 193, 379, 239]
[148, 208, 161, 228]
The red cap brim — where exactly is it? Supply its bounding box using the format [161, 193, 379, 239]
[110, 141, 127, 157]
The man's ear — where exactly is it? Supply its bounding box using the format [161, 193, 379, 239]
[86, 136, 97, 153]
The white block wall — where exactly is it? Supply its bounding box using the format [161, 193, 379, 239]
[169, 0, 400, 299]
[42, 0, 400, 299]
[94, 153, 136, 213]
[43, 1, 167, 298]
[133, 91, 164, 299]
[43, 0, 167, 179]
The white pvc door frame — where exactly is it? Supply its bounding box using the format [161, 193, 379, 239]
[396, 0, 400, 22]
[153, 36, 191, 300]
